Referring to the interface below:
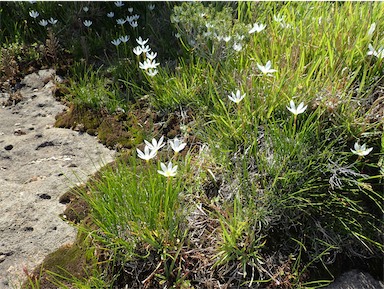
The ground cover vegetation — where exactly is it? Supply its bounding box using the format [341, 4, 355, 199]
[1, 1, 383, 288]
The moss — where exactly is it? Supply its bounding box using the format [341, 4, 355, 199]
[55, 103, 145, 150]
[55, 103, 102, 131]
[23, 235, 92, 289]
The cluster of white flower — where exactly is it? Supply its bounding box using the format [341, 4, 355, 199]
[114, 14, 140, 28]
[273, 14, 291, 29]
[107, 3, 140, 28]
[133, 37, 160, 77]
[249, 22, 266, 34]
[29, 10, 58, 27]
[136, 136, 187, 178]
[111, 35, 130, 46]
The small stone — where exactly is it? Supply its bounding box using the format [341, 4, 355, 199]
[14, 129, 26, 136]
[4, 145, 13, 151]
[39, 193, 51, 200]
[35, 141, 54, 150]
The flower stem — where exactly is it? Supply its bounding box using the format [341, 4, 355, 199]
[293, 115, 297, 136]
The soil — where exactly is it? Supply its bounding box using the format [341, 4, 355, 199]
[0, 69, 115, 288]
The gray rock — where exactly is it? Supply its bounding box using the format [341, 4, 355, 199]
[325, 270, 384, 289]
[0, 70, 115, 288]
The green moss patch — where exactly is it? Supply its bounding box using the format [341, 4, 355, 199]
[23, 237, 91, 289]
[55, 103, 146, 149]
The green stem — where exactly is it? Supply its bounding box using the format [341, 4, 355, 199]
[293, 115, 297, 136]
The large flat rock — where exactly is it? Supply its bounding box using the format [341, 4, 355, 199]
[0, 69, 115, 288]
[325, 270, 384, 289]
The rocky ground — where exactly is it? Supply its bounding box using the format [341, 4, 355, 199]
[0, 69, 115, 288]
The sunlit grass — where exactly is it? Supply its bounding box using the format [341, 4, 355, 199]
[2, 1, 383, 288]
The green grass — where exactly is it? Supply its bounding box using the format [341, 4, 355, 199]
[3, 1, 383, 288]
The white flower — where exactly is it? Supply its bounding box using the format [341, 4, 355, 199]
[368, 23, 376, 36]
[223, 36, 231, 42]
[228, 90, 246, 104]
[111, 39, 121, 46]
[170, 138, 187, 153]
[141, 45, 151, 53]
[116, 18, 126, 25]
[29, 10, 39, 18]
[114, 1, 124, 7]
[132, 14, 140, 20]
[83, 6, 89, 12]
[257, 60, 277, 75]
[145, 136, 165, 152]
[48, 17, 58, 25]
[29, 1, 36, 3]
[83, 20, 92, 27]
[126, 15, 134, 22]
[107, 12, 114, 18]
[215, 34, 223, 41]
[158, 162, 178, 178]
[136, 145, 157, 161]
[128, 7, 133, 13]
[139, 59, 152, 70]
[367, 44, 384, 59]
[148, 4, 155, 11]
[146, 69, 158, 77]
[136, 36, 149, 46]
[39, 19, 48, 26]
[351, 142, 373, 157]
[146, 51, 157, 60]
[249, 22, 266, 34]
[273, 15, 285, 23]
[286, 100, 307, 116]
[139, 59, 160, 70]
[133, 46, 143, 56]
[129, 21, 138, 28]
[119, 35, 130, 43]
[233, 42, 242, 52]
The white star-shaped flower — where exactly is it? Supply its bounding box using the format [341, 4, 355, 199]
[351, 142, 373, 157]
[39, 19, 48, 27]
[114, 1, 124, 7]
[111, 39, 121, 46]
[137, 145, 157, 161]
[83, 20, 92, 27]
[170, 138, 187, 153]
[249, 23, 266, 34]
[158, 162, 178, 178]
[29, 10, 39, 18]
[257, 60, 277, 75]
[136, 36, 149, 46]
[133, 46, 143, 56]
[228, 90, 246, 104]
[286, 100, 307, 116]
[144, 136, 165, 152]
